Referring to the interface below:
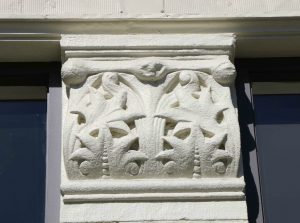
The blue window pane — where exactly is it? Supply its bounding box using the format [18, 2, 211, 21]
[254, 94, 300, 223]
[0, 101, 46, 223]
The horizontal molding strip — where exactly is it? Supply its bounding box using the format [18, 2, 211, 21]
[61, 178, 245, 195]
[63, 192, 245, 203]
[64, 50, 232, 60]
[1, 17, 300, 61]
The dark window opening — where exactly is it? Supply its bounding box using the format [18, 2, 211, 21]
[0, 62, 61, 223]
[253, 94, 300, 223]
[0, 100, 47, 223]
[236, 58, 300, 223]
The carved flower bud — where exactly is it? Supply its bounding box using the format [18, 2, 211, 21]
[62, 59, 89, 86]
[193, 166, 201, 173]
[211, 61, 236, 85]
[164, 161, 177, 175]
[136, 60, 167, 81]
[103, 72, 119, 84]
[141, 61, 163, 73]
[213, 161, 226, 174]
[102, 169, 110, 175]
[79, 161, 93, 176]
[194, 160, 200, 166]
[125, 162, 140, 176]
[179, 71, 192, 86]
[193, 173, 200, 178]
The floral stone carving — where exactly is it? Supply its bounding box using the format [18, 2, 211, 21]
[62, 57, 240, 180]
[60, 34, 247, 223]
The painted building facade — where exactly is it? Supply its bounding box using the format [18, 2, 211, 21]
[1, 1, 300, 223]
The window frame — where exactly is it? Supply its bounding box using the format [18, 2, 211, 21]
[235, 58, 300, 223]
[0, 62, 61, 223]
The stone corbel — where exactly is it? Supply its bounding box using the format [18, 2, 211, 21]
[60, 34, 248, 223]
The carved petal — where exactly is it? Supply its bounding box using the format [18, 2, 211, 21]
[205, 132, 227, 147]
[155, 108, 196, 123]
[123, 150, 149, 165]
[173, 122, 191, 140]
[113, 135, 138, 152]
[199, 86, 213, 105]
[211, 150, 232, 163]
[70, 148, 94, 161]
[108, 121, 131, 137]
[110, 91, 127, 111]
[162, 136, 185, 149]
[76, 133, 98, 150]
[174, 89, 198, 109]
[155, 150, 174, 161]
[106, 110, 145, 123]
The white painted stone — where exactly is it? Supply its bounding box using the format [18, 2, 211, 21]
[62, 57, 239, 179]
[61, 201, 248, 222]
[0, 0, 299, 18]
[61, 178, 245, 203]
[60, 34, 247, 222]
[123, 0, 163, 14]
[61, 33, 235, 49]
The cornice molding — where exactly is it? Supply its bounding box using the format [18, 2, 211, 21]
[61, 34, 236, 61]
[1, 17, 300, 61]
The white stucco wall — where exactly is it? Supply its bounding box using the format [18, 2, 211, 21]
[0, 0, 299, 18]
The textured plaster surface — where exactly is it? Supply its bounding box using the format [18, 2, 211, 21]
[61, 201, 247, 222]
[60, 34, 247, 222]
[0, 0, 299, 19]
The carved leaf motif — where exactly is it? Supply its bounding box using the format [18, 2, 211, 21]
[70, 148, 94, 161]
[155, 122, 194, 177]
[68, 72, 146, 178]
[64, 66, 238, 179]
[155, 71, 232, 177]
[108, 130, 149, 178]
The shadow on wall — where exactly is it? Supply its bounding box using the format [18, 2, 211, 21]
[236, 76, 261, 223]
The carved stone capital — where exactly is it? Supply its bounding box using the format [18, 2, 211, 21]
[60, 34, 247, 223]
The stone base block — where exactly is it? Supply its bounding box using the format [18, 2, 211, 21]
[61, 200, 248, 223]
